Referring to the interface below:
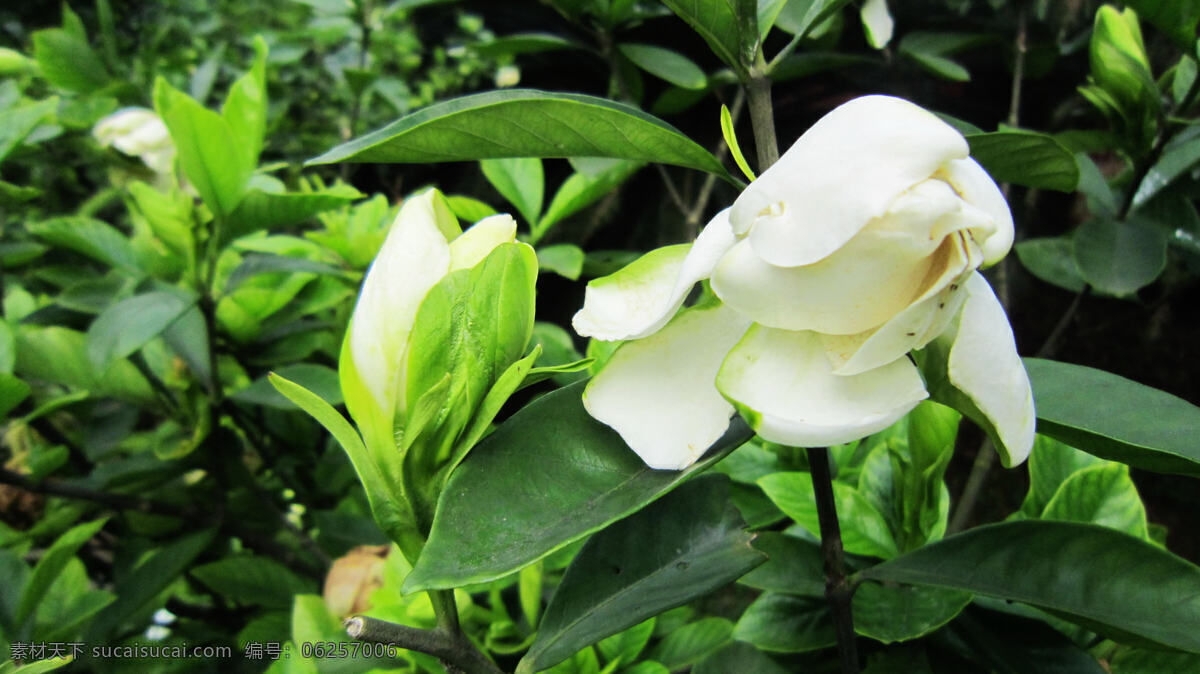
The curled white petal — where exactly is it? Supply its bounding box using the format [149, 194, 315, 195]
[93, 107, 175, 173]
[947, 273, 1036, 466]
[583, 301, 751, 470]
[716, 325, 928, 447]
[348, 190, 452, 423]
[729, 95, 968, 267]
[940, 158, 1014, 265]
[572, 208, 736, 341]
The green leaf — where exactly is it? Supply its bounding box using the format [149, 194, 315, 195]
[15, 518, 107, 626]
[1026, 357, 1200, 476]
[1016, 237, 1087, 293]
[660, 0, 759, 75]
[738, 531, 824, 596]
[965, 130, 1080, 192]
[1111, 647, 1200, 673]
[403, 380, 753, 592]
[226, 184, 364, 240]
[224, 254, 352, 294]
[191, 556, 316, 608]
[15, 326, 153, 404]
[221, 36, 268, 170]
[518, 475, 765, 673]
[445, 195, 499, 224]
[1041, 463, 1149, 539]
[234, 364, 342, 409]
[473, 33, 581, 58]
[308, 90, 730, 180]
[852, 582, 971, 644]
[1073, 217, 1166, 295]
[0, 98, 57, 164]
[536, 244, 584, 280]
[86, 291, 197, 372]
[1131, 127, 1200, 208]
[899, 32, 990, 82]
[645, 617, 734, 670]
[481, 157, 544, 226]
[10, 658, 73, 674]
[733, 593, 834, 652]
[0, 372, 29, 419]
[596, 618, 655, 666]
[269, 373, 420, 558]
[721, 103, 755, 182]
[758, 471, 898, 559]
[154, 77, 251, 216]
[31, 28, 109, 92]
[28, 217, 142, 276]
[858, 520, 1200, 652]
[85, 529, 215, 641]
[694, 641, 789, 674]
[1020, 434, 1104, 517]
[1122, 0, 1200, 51]
[536, 160, 643, 241]
[946, 606, 1109, 674]
[617, 43, 707, 89]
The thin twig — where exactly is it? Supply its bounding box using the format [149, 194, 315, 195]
[346, 616, 502, 674]
[806, 448, 859, 673]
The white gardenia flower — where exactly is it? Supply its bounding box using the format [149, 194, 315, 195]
[93, 107, 176, 174]
[573, 94, 1035, 470]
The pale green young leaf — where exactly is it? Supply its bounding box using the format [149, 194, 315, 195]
[617, 43, 707, 90]
[721, 104, 755, 182]
[759, 471, 899, 559]
[481, 157, 544, 226]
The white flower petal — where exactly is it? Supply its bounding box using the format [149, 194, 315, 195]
[947, 273, 1036, 466]
[823, 231, 982, 375]
[573, 208, 737, 341]
[448, 213, 517, 271]
[583, 301, 751, 470]
[940, 158, 1014, 265]
[349, 190, 452, 423]
[730, 95, 968, 267]
[717, 325, 928, 447]
[861, 0, 894, 49]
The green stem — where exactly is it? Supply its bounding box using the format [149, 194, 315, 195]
[746, 72, 779, 172]
[806, 447, 859, 673]
[346, 616, 502, 674]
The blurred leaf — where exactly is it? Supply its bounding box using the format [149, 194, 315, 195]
[85, 529, 215, 641]
[28, 217, 142, 276]
[859, 520, 1200, 651]
[733, 593, 834, 652]
[445, 195, 498, 224]
[536, 160, 642, 241]
[899, 33, 988, 82]
[1122, 0, 1200, 50]
[536, 244, 584, 280]
[309, 91, 730, 181]
[1111, 647, 1200, 673]
[403, 381, 752, 592]
[1073, 217, 1166, 295]
[0, 374, 30, 419]
[965, 130, 1080, 192]
[774, 0, 852, 38]
[32, 28, 109, 92]
[481, 157, 544, 226]
[0, 98, 57, 164]
[234, 364, 342, 409]
[225, 254, 351, 294]
[226, 184, 364, 240]
[1026, 358, 1200, 476]
[221, 36, 268, 170]
[15, 518, 107, 626]
[617, 43, 707, 89]
[86, 290, 197, 372]
[15, 326, 153, 403]
[519, 475, 764, 673]
[191, 556, 316, 608]
[660, 0, 758, 75]
[1015, 237, 1087, 293]
[473, 33, 580, 58]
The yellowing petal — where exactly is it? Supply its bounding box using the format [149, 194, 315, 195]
[717, 326, 928, 448]
[572, 208, 737, 341]
[939, 158, 1014, 265]
[730, 95, 968, 267]
[348, 190, 452, 425]
[583, 301, 751, 470]
[947, 273, 1035, 466]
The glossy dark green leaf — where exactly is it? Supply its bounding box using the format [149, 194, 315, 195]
[858, 520, 1200, 652]
[28, 217, 142, 276]
[1026, 357, 1200, 476]
[661, 0, 758, 75]
[403, 381, 753, 592]
[694, 641, 789, 674]
[518, 475, 763, 673]
[646, 617, 734, 670]
[85, 529, 215, 641]
[1073, 217, 1166, 295]
[733, 593, 835, 652]
[618, 43, 707, 89]
[191, 556, 316, 608]
[1016, 237, 1087, 293]
[86, 291, 197, 372]
[309, 90, 729, 180]
[852, 581, 971, 644]
[966, 130, 1080, 192]
[739, 531, 824, 596]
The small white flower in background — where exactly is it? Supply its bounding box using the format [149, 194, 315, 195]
[93, 107, 176, 174]
[574, 95, 1035, 470]
[861, 0, 894, 49]
[495, 64, 521, 88]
